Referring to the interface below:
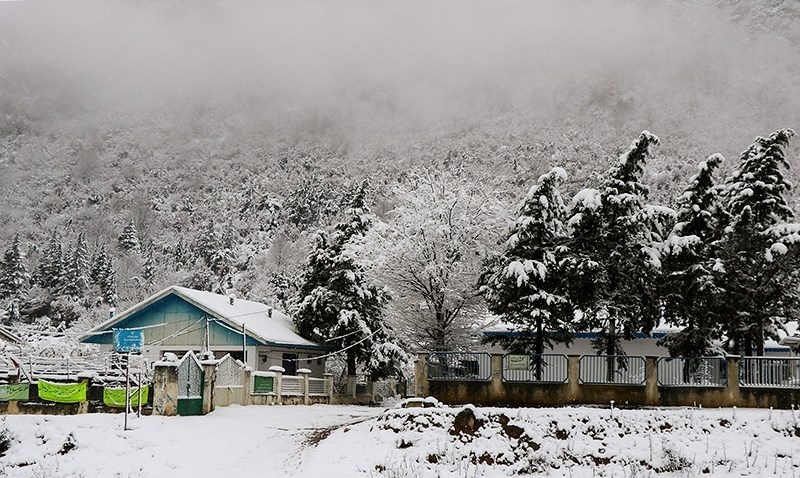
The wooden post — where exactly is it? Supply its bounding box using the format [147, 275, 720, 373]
[489, 354, 503, 403]
[124, 352, 131, 430]
[297, 368, 311, 405]
[200, 358, 217, 415]
[243, 366, 252, 406]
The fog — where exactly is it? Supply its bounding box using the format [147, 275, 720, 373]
[1, 0, 798, 149]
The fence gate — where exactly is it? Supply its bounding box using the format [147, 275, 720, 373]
[214, 354, 246, 407]
[177, 352, 204, 416]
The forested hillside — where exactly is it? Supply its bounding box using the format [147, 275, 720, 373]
[0, 0, 798, 352]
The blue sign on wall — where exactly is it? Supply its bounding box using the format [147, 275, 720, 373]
[113, 329, 144, 353]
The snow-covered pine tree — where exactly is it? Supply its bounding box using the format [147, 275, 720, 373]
[716, 129, 800, 356]
[293, 181, 406, 379]
[90, 245, 117, 306]
[118, 220, 141, 253]
[141, 246, 156, 286]
[659, 154, 726, 358]
[63, 233, 90, 298]
[480, 167, 573, 378]
[34, 231, 65, 291]
[563, 131, 664, 376]
[0, 234, 30, 299]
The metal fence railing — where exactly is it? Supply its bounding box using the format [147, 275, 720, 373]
[579, 355, 646, 385]
[427, 352, 492, 381]
[739, 357, 800, 388]
[281, 375, 303, 395]
[502, 354, 568, 383]
[657, 357, 727, 387]
[308, 377, 327, 396]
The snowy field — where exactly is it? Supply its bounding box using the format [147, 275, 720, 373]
[1, 404, 799, 477]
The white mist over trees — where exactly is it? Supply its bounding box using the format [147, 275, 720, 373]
[0, 0, 799, 360]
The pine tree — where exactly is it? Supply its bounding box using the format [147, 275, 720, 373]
[35, 231, 65, 291]
[0, 234, 30, 299]
[141, 247, 156, 286]
[91, 245, 117, 305]
[480, 168, 573, 378]
[293, 181, 406, 379]
[659, 154, 726, 358]
[562, 131, 664, 379]
[118, 220, 141, 253]
[63, 233, 90, 298]
[716, 129, 800, 356]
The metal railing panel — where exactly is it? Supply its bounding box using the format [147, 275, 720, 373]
[739, 357, 800, 388]
[427, 352, 492, 381]
[579, 355, 645, 385]
[281, 375, 303, 395]
[502, 354, 568, 383]
[656, 357, 727, 387]
[308, 377, 327, 396]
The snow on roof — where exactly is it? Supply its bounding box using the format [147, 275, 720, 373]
[171, 287, 321, 349]
[81, 286, 322, 349]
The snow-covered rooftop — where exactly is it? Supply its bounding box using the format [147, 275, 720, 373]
[81, 286, 322, 349]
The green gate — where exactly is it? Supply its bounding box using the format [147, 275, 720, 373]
[177, 352, 204, 416]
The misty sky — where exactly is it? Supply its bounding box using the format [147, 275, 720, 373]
[1, 0, 798, 151]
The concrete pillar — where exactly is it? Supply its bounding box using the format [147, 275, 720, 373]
[415, 353, 429, 398]
[269, 365, 284, 405]
[346, 376, 357, 397]
[725, 355, 741, 405]
[77, 371, 95, 414]
[152, 361, 179, 416]
[201, 360, 217, 415]
[489, 354, 503, 402]
[324, 372, 334, 403]
[243, 367, 252, 406]
[567, 355, 581, 403]
[644, 356, 659, 406]
[7, 368, 19, 415]
[297, 368, 311, 405]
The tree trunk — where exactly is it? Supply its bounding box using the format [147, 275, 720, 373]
[346, 350, 357, 377]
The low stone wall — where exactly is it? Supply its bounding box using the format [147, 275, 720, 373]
[416, 354, 800, 409]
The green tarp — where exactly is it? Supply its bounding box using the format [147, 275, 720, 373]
[37, 380, 87, 403]
[103, 386, 149, 408]
[0, 383, 30, 401]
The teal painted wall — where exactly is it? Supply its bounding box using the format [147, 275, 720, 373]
[84, 294, 261, 348]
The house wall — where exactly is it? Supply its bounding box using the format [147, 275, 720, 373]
[256, 346, 326, 377]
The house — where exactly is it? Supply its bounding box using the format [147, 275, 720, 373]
[79, 286, 328, 377]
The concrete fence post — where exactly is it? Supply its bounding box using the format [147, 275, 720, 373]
[200, 359, 217, 415]
[297, 368, 311, 405]
[567, 355, 581, 403]
[243, 367, 252, 406]
[7, 368, 20, 415]
[415, 353, 429, 398]
[269, 365, 285, 405]
[645, 356, 659, 406]
[725, 355, 741, 405]
[490, 354, 503, 403]
[152, 360, 179, 416]
[324, 372, 334, 403]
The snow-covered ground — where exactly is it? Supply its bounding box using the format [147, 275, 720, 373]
[1, 404, 799, 477]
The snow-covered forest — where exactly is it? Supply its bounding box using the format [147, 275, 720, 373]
[1, 0, 800, 366]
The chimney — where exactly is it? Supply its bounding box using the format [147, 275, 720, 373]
[229, 294, 235, 306]
[109, 307, 116, 319]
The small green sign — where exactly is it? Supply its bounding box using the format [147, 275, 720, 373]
[253, 375, 274, 394]
[507, 355, 530, 370]
[0, 383, 30, 401]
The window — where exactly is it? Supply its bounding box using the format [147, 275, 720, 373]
[282, 353, 298, 376]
